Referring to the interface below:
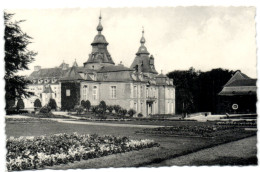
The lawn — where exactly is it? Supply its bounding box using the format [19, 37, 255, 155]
[5, 118, 257, 169]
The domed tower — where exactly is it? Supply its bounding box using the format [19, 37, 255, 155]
[83, 13, 115, 70]
[130, 28, 158, 76]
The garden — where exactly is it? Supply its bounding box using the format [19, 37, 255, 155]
[6, 132, 159, 171]
[136, 125, 257, 138]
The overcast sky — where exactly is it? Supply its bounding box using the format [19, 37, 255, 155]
[8, 7, 257, 77]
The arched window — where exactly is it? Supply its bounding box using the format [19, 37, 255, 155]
[93, 86, 97, 100]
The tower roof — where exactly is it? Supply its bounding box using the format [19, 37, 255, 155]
[84, 13, 115, 66]
[136, 28, 150, 56]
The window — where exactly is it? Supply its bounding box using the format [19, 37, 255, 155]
[146, 87, 149, 98]
[83, 85, 88, 100]
[140, 86, 143, 98]
[111, 86, 116, 99]
[93, 86, 97, 100]
[134, 102, 137, 111]
[134, 85, 137, 98]
[66, 89, 70, 96]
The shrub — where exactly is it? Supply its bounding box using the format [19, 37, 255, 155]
[16, 99, 25, 111]
[80, 100, 86, 108]
[99, 101, 107, 114]
[34, 99, 42, 109]
[113, 105, 121, 114]
[138, 113, 143, 118]
[106, 105, 114, 113]
[127, 109, 136, 117]
[74, 105, 84, 115]
[39, 105, 51, 114]
[85, 100, 91, 112]
[48, 98, 57, 110]
[119, 109, 127, 116]
[91, 105, 98, 113]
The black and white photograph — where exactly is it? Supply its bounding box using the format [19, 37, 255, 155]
[1, 1, 259, 171]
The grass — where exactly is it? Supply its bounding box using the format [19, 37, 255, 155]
[5, 119, 257, 168]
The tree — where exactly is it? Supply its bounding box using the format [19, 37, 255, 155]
[99, 100, 107, 114]
[106, 105, 114, 113]
[16, 99, 24, 111]
[167, 67, 235, 114]
[4, 12, 37, 110]
[127, 109, 136, 117]
[113, 105, 121, 114]
[34, 99, 42, 109]
[85, 100, 91, 112]
[48, 98, 57, 110]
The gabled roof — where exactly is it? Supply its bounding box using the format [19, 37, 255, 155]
[224, 71, 250, 86]
[225, 79, 256, 87]
[43, 85, 54, 93]
[219, 71, 257, 96]
[28, 68, 68, 79]
[60, 66, 83, 81]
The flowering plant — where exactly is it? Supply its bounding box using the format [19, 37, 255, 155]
[6, 133, 158, 171]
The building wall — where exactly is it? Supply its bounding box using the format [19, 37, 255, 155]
[61, 82, 81, 110]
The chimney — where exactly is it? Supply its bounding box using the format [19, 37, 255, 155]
[34, 66, 41, 71]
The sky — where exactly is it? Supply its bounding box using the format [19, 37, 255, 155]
[7, 7, 257, 78]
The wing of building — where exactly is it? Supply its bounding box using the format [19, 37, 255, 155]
[24, 14, 176, 116]
[218, 71, 257, 114]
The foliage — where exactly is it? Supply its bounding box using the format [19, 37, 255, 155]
[39, 105, 51, 114]
[106, 105, 114, 113]
[80, 100, 86, 108]
[99, 101, 107, 114]
[91, 105, 98, 113]
[137, 113, 143, 118]
[34, 99, 42, 109]
[167, 67, 235, 114]
[119, 109, 127, 116]
[85, 100, 91, 111]
[4, 12, 37, 108]
[74, 105, 84, 115]
[81, 100, 91, 111]
[16, 99, 24, 111]
[137, 125, 243, 137]
[127, 109, 136, 117]
[113, 105, 121, 114]
[48, 98, 57, 110]
[6, 133, 159, 171]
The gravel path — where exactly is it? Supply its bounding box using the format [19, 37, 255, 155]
[150, 136, 257, 166]
[56, 119, 165, 128]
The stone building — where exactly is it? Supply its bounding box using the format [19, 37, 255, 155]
[24, 14, 175, 116]
[218, 71, 257, 114]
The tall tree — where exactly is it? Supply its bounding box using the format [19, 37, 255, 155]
[167, 67, 235, 114]
[4, 12, 37, 109]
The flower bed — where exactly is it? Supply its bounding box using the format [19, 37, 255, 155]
[216, 121, 257, 127]
[6, 133, 158, 171]
[136, 125, 245, 138]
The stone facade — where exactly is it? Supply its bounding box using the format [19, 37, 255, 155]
[23, 14, 176, 116]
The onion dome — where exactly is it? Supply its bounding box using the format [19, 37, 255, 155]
[96, 15, 103, 32]
[136, 28, 150, 55]
[91, 13, 109, 45]
[140, 29, 146, 44]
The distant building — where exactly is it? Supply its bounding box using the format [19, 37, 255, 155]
[218, 71, 257, 114]
[24, 14, 176, 116]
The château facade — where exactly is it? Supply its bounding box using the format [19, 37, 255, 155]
[24, 14, 176, 116]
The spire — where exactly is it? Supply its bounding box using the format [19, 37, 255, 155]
[140, 26, 146, 44]
[97, 11, 103, 33]
[136, 27, 149, 56]
[73, 59, 78, 67]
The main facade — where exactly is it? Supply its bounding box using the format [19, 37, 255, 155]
[24, 15, 176, 116]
